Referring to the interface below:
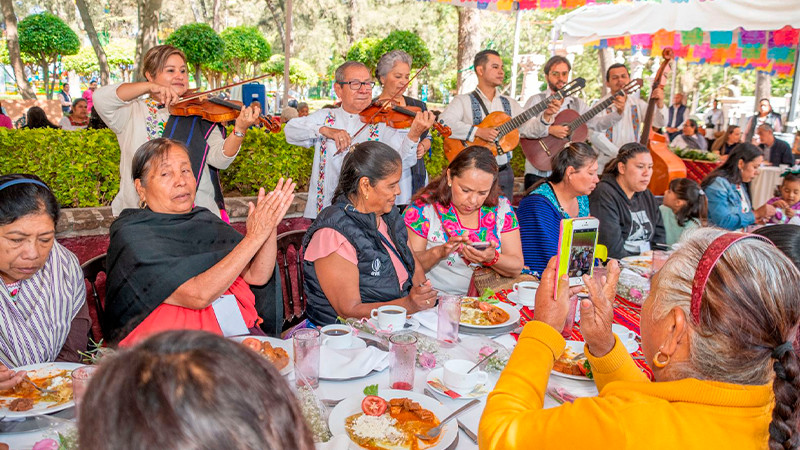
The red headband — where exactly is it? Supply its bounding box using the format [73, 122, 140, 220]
[690, 232, 771, 324]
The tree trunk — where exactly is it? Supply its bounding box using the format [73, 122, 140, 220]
[41, 60, 51, 99]
[189, 0, 204, 23]
[598, 48, 614, 97]
[265, 0, 286, 52]
[0, 0, 36, 99]
[212, 0, 222, 32]
[456, 7, 481, 94]
[195, 65, 203, 90]
[755, 71, 772, 111]
[75, 0, 111, 85]
[134, 0, 162, 82]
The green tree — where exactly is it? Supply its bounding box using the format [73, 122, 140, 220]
[166, 23, 224, 90]
[105, 40, 136, 82]
[220, 26, 271, 78]
[345, 37, 380, 68]
[264, 55, 319, 88]
[373, 30, 431, 69]
[63, 46, 99, 77]
[18, 12, 80, 99]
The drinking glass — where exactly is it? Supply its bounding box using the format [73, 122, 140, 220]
[389, 333, 417, 391]
[71, 365, 98, 419]
[293, 328, 321, 389]
[651, 250, 669, 276]
[437, 294, 461, 345]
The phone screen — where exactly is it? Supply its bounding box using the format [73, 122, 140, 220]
[567, 228, 597, 280]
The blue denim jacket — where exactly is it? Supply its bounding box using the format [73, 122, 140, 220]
[705, 177, 755, 230]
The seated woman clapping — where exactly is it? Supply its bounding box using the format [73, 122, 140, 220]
[302, 141, 437, 327]
[480, 228, 800, 449]
[0, 174, 89, 387]
[404, 146, 524, 295]
[104, 138, 294, 345]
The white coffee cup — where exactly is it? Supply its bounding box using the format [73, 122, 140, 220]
[320, 324, 353, 349]
[512, 281, 539, 306]
[370, 305, 407, 331]
[612, 324, 637, 344]
[443, 359, 489, 391]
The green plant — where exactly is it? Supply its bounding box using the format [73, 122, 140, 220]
[166, 23, 224, 89]
[220, 26, 272, 77]
[263, 55, 319, 88]
[424, 130, 525, 180]
[345, 37, 381, 69]
[17, 12, 80, 99]
[373, 30, 431, 69]
[63, 46, 100, 77]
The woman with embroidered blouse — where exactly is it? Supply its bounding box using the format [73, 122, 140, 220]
[404, 146, 524, 295]
[517, 142, 599, 275]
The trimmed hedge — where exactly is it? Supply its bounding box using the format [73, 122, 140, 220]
[0, 126, 524, 208]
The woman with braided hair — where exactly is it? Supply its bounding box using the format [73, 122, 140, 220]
[480, 227, 800, 449]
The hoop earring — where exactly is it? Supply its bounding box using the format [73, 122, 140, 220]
[652, 348, 670, 368]
[139, 199, 147, 209]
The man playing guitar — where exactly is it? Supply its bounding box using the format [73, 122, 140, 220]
[438, 50, 540, 198]
[522, 56, 621, 189]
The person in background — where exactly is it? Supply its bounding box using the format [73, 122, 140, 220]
[792, 130, 800, 158]
[704, 99, 724, 147]
[405, 146, 524, 295]
[22, 107, 59, 129]
[59, 98, 89, 130]
[58, 83, 72, 114]
[78, 330, 315, 450]
[766, 170, 800, 225]
[0, 101, 12, 129]
[710, 125, 741, 156]
[82, 79, 97, 112]
[745, 98, 783, 143]
[756, 123, 794, 166]
[88, 108, 108, 130]
[518, 142, 599, 275]
[296, 102, 309, 117]
[303, 141, 436, 326]
[671, 119, 707, 151]
[664, 93, 686, 141]
[659, 178, 706, 247]
[701, 143, 775, 229]
[480, 229, 800, 450]
[0, 174, 88, 384]
[280, 106, 298, 123]
[589, 142, 665, 259]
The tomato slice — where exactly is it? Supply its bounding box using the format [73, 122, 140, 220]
[361, 395, 388, 416]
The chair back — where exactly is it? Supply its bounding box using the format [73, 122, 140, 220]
[276, 230, 307, 330]
[81, 253, 106, 342]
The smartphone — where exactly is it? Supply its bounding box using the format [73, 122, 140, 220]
[471, 241, 491, 250]
[556, 217, 600, 288]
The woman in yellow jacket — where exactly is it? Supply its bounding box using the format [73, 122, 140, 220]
[479, 228, 800, 450]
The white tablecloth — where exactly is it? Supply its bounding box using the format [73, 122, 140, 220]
[750, 165, 785, 208]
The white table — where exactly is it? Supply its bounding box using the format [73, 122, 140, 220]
[750, 165, 785, 208]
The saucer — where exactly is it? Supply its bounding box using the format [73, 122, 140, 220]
[367, 317, 420, 333]
[426, 368, 489, 399]
[322, 336, 367, 351]
[507, 291, 536, 308]
[622, 338, 639, 354]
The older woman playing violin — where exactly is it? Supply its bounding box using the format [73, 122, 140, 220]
[103, 138, 294, 345]
[480, 228, 800, 449]
[94, 44, 261, 219]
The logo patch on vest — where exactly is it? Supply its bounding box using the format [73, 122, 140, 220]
[371, 258, 381, 276]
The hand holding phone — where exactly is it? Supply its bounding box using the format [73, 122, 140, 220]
[461, 241, 496, 265]
[470, 241, 491, 250]
[555, 217, 600, 290]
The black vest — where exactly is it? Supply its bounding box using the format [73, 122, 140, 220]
[302, 199, 414, 326]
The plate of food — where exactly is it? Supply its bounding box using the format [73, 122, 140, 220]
[620, 255, 651, 269]
[459, 298, 520, 329]
[230, 335, 293, 376]
[329, 387, 457, 450]
[551, 340, 594, 382]
[0, 362, 83, 418]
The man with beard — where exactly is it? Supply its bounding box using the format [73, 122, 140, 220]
[522, 55, 621, 189]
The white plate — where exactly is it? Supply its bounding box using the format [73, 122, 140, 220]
[550, 340, 594, 382]
[328, 389, 457, 450]
[366, 317, 420, 333]
[506, 291, 536, 308]
[322, 336, 367, 351]
[460, 301, 521, 329]
[0, 362, 83, 418]
[620, 255, 651, 267]
[230, 335, 293, 376]
[426, 368, 489, 399]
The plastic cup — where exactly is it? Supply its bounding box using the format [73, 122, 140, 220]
[71, 365, 98, 418]
[437, 294, 461, 345]
[293, 328, 321, 389]
[389, 333, 417, 390]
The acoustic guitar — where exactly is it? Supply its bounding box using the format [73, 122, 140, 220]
[640, 48, 686, 195]
[442, 78, 585, 162]
[522, 79, 643, 172]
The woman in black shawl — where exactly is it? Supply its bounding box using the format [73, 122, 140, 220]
[104, 138, 295, 345]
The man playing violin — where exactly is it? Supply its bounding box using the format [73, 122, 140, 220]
[284, 61, 435, 219]
[438, 50, 539, 199]
[94, 45, 261, 219]
[522, 55, 620, 189]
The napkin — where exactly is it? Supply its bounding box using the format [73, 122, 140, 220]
[319, 346, 389, 380]
[413, 309, 438, 334]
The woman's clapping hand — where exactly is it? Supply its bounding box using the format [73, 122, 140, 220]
[580, 260, 621, 358]
[246, 178, 296, 244]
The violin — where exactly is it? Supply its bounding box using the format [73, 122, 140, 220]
[359, 99, 451, 137]
[169, 96, 281, 133]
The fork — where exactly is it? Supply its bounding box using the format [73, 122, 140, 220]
[320, 398, 344, 408]
[416, 398, 480, 441]
[22, 377, 57, 395]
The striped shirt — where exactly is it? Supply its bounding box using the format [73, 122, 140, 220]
[0, 242, 86, 368]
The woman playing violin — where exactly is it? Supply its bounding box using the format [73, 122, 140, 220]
[94, 45, 261, 219]
[375, 50, 432, 202]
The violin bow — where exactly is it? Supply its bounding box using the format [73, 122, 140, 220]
[175, 73, 272, 104]
[343, 64, 428, 153]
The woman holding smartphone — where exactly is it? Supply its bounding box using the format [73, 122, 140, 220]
[404, 146, 524, 295]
